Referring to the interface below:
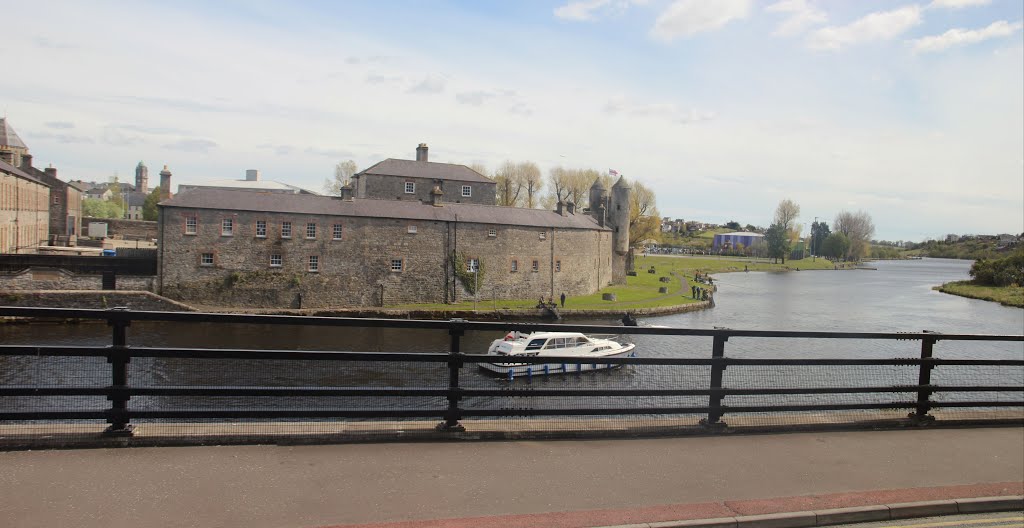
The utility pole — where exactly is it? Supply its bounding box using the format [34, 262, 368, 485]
[812, 216, 818, 261]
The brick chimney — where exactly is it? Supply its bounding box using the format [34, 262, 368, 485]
[416, 143, 428, 162]
[556, 201, 566, 216]
[340, 183, 354, 201]
[21, 154, 33, 170]
[567, 201, 576, 215]
[159, 165, 173, 200]
[430, 185, 443, 206]
[44, 166, 57, 179]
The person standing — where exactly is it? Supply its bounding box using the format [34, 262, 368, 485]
[560, 292, 566, 308]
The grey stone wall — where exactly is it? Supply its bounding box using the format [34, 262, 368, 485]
[158, 207, 611, 309]
[356, 174, 496, 205]
[0, 268, 156, 291]
[0, 290, 190, 311]
[83, 217, 157, 240]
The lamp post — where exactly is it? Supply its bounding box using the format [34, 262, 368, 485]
[812, 216, 818, 261]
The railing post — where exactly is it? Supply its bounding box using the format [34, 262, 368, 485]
[701, 332, 729, 429]
[103, 308, 134, 436]
[909, 331, 939, 424]
[437, 318, 466, 432]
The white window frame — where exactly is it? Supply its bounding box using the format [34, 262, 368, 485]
[539, 232, 546, 240]
[390, 258, 403, 272]
[281, 221, 292, 239]
[200, 253, 214, 266]
[332, 224, 342, 240]
[308, 255, 319, 272]
[221, 218, 233, 236]
[408, 225, 417, 234]
[185, 216, 197, 235]
[306, 222, 316, 239]
[404, 182, 415, 194]
[255, 220, 267, 238]
[488, 228, 497, 238]
[461, 185, 471, 197]
[466, 258, 479, 273]
[269, 254, 282, 267]
[511, 260, 518, 272]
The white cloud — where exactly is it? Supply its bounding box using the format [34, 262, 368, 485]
[650, 0, 752, 41]
[928, 0, 990, 9]
[765, 0, 827, 37]
[911, 20, 1023, 53]
[807, 5, 922, 50]
[604, 98, 715, 124]
[406, 76, 446, 94]
[554, 0, 647, 22]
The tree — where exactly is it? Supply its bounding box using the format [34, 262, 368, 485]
[493, 161, 525, 207]
[82, 198, 121, 219]
[810, 221, 831, 256]
[142, 186, 162, 221]
[773, 199, 800, 233]
[821, 232, 850, 260]
[725, 220, 741, 230]
[834, 210, 875, 261]
[323, 160, 358, 196]
[547, 167, 600, 209]
[629, 181, 661, 247]
[521, 161, 543, 208]
[765, 223, 789, 264]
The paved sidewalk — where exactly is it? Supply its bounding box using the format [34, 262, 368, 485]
[0, 427, 1021, 528]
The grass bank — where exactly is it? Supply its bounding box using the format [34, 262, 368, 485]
[935, 280, 1024, 308]
[390, 255, 838, 313]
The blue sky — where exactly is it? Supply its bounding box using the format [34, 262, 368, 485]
[2, 0, 1022, 242]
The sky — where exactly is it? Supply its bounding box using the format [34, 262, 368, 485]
[2, 0, 1022, 242]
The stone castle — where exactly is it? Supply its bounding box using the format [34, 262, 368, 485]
[157, 144, 631, 309]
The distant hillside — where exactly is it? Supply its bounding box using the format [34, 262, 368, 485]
[906, 236, 1021, 260]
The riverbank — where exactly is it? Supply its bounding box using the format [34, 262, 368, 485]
[935, 281, 1024, 308]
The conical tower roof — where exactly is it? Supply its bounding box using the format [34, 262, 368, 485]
[0, 118, 28, 149]
[590, 178, 606, 190]
[612, 175, 630, 189]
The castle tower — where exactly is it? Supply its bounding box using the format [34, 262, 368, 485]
[135, 161, 149, 193]
[0, 118, 29, 168]
[588, 178, 608, 227]
[608, 176, 632, 283]
[159, 165, 172, 200]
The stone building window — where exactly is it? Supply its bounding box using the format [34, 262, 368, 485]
[531, 260, 539, 272]
[281, 222, 292, 238]
[221, 218, 233, 236]
[488, 228, 496, 238]
[185, 216, 197, 235]
[539, 232, 546, 240]
[404, 182, 415, 194]
[53, 195, 60, 205]
[255, 220, 267, 238]
[407, 225, 417, 234]
[332, 224, 342, 240]
[308, 255, 319, 272]
[200, 253, 214, 266]
[555, 260, 562, 272]
[306, 223, 316, 239]
[270, 254, 282, 267]
[511, 260, 518, 272]
[390, 258, 403, 272]
[461, 185, 471, 197]
[466, 258, 479, 273]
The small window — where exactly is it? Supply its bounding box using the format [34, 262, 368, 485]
[281, 221, 292, 238]
[539, 232, 546, 240]
[306, 223, 316, 239]
[390, 258, 403, 272]
[221, 218, 233, 236]
[308, 255, 319, 272]
[488, 228, 496, 238]
[466, 258, 479, 272]
[408, 225, 417, 234]
[332, 224, 342, 240]
[531, 260, 539, 272]
[511, 260, 518, 272]
[555, 260, 561, 272]
[404, 182, 415, 194]
[461, 185, 471, 197]
[185, 216, 197, 235]
[255, 220, 267, 238]
[53, 195, 60, 205]
[200, 253, 214, 266]
[269, 254, 282, 267]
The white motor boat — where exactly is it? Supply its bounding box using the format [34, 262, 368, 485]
[480, 331, 637, 378]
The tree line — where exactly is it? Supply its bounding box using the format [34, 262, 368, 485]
[763, 198, 876, 263]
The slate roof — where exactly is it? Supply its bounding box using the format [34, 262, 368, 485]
[0, 118, 28, 149]
[359, 159, 494, 184]
[161, 189, 607, 230]
[178, 179, 318, 194]
[0, 159, 48, 186]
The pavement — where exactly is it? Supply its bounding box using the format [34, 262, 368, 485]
[0, 427, 1021, 528]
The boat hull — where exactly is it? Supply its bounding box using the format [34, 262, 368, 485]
[478, 344, 637, 379]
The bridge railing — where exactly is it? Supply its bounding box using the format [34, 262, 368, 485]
[0, 306, 1021, 446]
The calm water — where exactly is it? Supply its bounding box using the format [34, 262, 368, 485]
[0, 258, 1021, 412]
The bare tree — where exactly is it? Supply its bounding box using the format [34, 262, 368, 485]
[521, 161, 542, 208]
[467, 162, 489, 179]
[629, 181, 660, 247]
[773, 199, 801, 233]
[323, 160, 358, 196]
[493, 161, 524, 207]
[833, 210, 876, 260]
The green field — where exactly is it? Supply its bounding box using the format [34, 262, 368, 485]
[390, 254, 837, 311]
[935, 281, 1024, 308]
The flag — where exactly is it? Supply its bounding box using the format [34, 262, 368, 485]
[609, 169, 619, 176]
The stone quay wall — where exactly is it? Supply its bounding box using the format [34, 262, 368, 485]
[0, 268, 156, 291]
[158, 208, 612, 309]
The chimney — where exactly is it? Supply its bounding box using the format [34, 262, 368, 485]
[21, 154, 33, 170]
[556, 201, 565, 216]
[340, 183, 354, 201]
[0, 151, 12, 164]
[567, 201, 576, 215]
[416, 143, 428, 162]
[430, 185, 443, 206]
[159, 165, 173, 200]
[245, 169, 261, 181]
[44, 166, 57, 179]
[596, 203, 606, 227]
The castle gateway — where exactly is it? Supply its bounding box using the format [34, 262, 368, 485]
[157, 145, 630, 309]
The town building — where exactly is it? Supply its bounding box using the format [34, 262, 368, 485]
[157, 145, 631, 309]
[177, 169, 317, 195]
[0, 158, 50, 253]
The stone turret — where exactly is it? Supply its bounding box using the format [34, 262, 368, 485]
[135, 161, 149, 193]
[159, 165, 172, 200]
[588, 178, 608, 226]
[608, 176, 632, 283]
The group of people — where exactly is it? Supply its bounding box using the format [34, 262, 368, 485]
[691, 284, 712, 301]
[536, 293, 567, 309]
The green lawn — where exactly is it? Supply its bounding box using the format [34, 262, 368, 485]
[390, 255, 837, 311]
[935, 281, 1024, 308]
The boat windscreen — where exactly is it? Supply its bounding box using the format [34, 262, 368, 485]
[526, 338, 546, 350]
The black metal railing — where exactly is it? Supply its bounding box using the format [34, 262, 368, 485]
[0, 306, 1021, 444]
